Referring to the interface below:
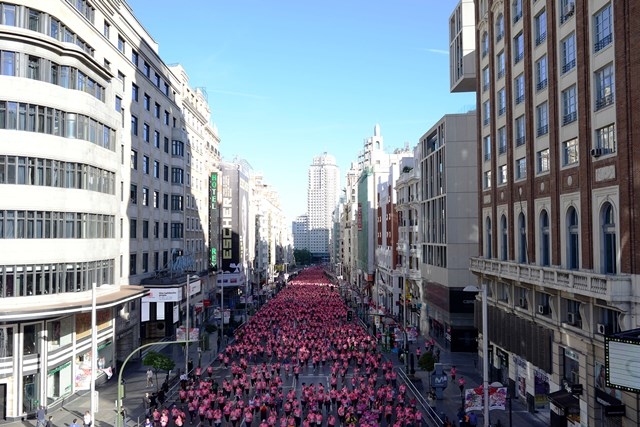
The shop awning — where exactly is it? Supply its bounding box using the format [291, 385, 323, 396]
[548, 390, 580, 414]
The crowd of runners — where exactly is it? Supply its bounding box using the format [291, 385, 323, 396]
[146, 267, 427, 427]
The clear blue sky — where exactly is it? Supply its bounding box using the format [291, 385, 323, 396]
[126, 0, 475, 221]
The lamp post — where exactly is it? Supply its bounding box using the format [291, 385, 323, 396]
[90, 282, 97, 426]
[184, 273, 197, 375]
[464, 284, 489, 427]
[403, 265, 409, 374]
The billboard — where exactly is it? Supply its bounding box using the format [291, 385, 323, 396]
[605, 330, 640, 393]
[220, 164, 249, 273]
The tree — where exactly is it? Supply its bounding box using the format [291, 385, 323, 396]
[293, 248, 312, 266]
[142, 351, 176, 392]
[418, 351, 436, 390]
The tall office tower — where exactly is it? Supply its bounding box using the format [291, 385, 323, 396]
[307, 153, 340, 261]
[453, 0, 640, 425]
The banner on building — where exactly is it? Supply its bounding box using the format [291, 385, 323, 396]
[464, 386, 507, 412]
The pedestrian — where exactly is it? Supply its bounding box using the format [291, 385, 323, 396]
[45, 416, 53, 427]
[450, 365, 457, 380]
[187, 358, 193, 373]
[468, 411, 478, 427]
[83, 410, 92, 427]
[146, 368, 153, 387]
[36, 405, 46, 427]
[443, 415, 452, 427]
[458, 376, 466, 395]
[70, 418, 80, 427]
[142, 392, 151, 412]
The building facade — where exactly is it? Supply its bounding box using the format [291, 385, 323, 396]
[307, 152, 340, 261]
[462, 0, 640, 425]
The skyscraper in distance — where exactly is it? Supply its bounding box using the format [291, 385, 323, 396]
[307, 153, 340, 261]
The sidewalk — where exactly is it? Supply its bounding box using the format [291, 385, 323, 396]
[389, 330, 550, 427]
[7, 334, 221, 427]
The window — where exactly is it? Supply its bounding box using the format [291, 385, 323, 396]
[142, 253, 149, 273]
[142, 187, 149, 206]
[561, 33, 576, 73]
[513, 0, 523, 23]
[563, 138, 579, 165]
[513, 32, 524, 63]
[27, 56, 40, 80]
[117, 35, 125, 53]
[131, 83, 138, 102]
[131, 49, 138, 66]
[535, 9, 547, 46]
[143, 93, 150, 110]
[601, 202, 616, 274]
[485, 217, 492, 258]
[153, 160, 160, 178]
[518, 213, 527, 262]
[163, 137, 169, 153]
[483, 101, 490, 126]
[496, 51, 505, 79]
[535, 56, 548, 91]
[103, 21, 110, 38]
[164, 111, 170, 125]
[567, 207, 579, 269]
[155, 73, 161, 87]
[154, 102, 160, 118]
[130, 150, 138, 170]
[515, 115, 526, 146]
[537, 148, 550, 173]
[498, 164, 507, 185]
[171, 167, 184, 184]
[130, 253, 137, 275]
[536, 102, 549, 136]
[562, 85, 577, 125]
[560, 0, 575, 24]
[495, 14, 504, 42]
[153, 191, 159, 208]
[171, 222, 184, 239]
[516, 157, 526, 180]
[171, 194, 184, 211]
[142, 220, 149, 238]
[153, 130, 160, 148]
[482, 66, 490, 92]
[483, 170, 492, 189]
[594, 4, 613, 52]
[500, 215, 508, 260]
[130, 218, 137, 238]
[483, 136, 491, 161]
[498, 127, 507, 154]
[1, 4, 16, 26]
[163, 165, 169, 181]
[539, 210, 550, 266]
[595, 64, 615, 110]
[481, 32, 489, 57]
[497, 89, 506, 116]
[143, 61, 150, 78]
[153, 221, 159, 238]
[130, 184, 137, 204]
[115, 96, 122, 113]
[595, 124, 616, 153]
[131, 115, 138, 136]
[172, 140, 184, 157]
[142, 155, 149, 174]
[514, 74, 525, 104]
[143, 123, 150, 143]
[163, 194, 169, 210]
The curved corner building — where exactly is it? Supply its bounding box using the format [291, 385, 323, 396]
[0, 0, 158, 419]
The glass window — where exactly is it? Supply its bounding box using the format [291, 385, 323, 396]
[481, 32, 489, 57]
[594, 4, 613, 52]
[496, 51, 505, 78]
[498, 127, 507, 154]
[483, 171, 492, 189]
[595, 64, 615, 110]
[497, 89, 506, 116]
[485, 217, 492, 257]
[513, 0, 523, 23]
[500, 215, 508, 260]
[535, 9, 547, 46]
[515, 115, 526, 146]
[516, 157, 526, 180]
[595, 124, 616, 153]
[561, 33, 576, 73]
[483, 136, 491, 161]
[536, 55, 548, 90]
[537, 148, 550, 173]
[117, 36, 125, 53]
[567, 207, 579, 269]
[540, 210, 550, 266]
[495, 14, 504, 42]
[563, 138, 578, 166]
[601, 202, 616, 274]
[513, 32, 524, 63]
[536, 102, 549, 136]
[482, 66, 490, 92]
[518, 213, 527, 262]
[514, 74, 525, 104]
[498, 164, 507, 185]
[1, 51, 16, 76]
[562, 85, 577, 125]
[131, 83, 138, 102]
[483, 101, 490, 126]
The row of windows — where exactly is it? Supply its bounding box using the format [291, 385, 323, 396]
[0, 50, 104, 102]
[0, 155, 115, 194]
[484, 202, 617, 274]
[129, 52, 170, 97]
[0, 100, 116, 151]
[0, 3, 95, 57]
[0, 259, 114, 298]
[0, 211, 115, 240]
[481, 3, 611, 57]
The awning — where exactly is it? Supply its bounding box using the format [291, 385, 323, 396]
[548, 390, 580, 414]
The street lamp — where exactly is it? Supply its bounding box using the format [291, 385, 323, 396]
[464, 284, 489, 427]
[184, 273, 197, 375]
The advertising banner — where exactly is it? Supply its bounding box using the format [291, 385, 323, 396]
[464, 386, 507, 412]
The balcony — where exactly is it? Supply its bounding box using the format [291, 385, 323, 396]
[469, 257, 633, 301]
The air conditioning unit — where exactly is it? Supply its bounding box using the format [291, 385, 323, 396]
[538, 305, 549, 315]
[564, 2, 575, 16]
[597, 323, 607, 335]
[567, 312, 576, 325]
[591, 148, 604, 157]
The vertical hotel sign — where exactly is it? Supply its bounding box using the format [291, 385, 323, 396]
[357, 202, 362, 230]
[210, 173, 218, 269]
[221, 166, 241, 272]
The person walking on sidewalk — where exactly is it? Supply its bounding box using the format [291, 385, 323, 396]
[70, 419, 80, 427]
[458, 376, 466, 396]
[36, 405, 47, 427]
[450, 366, 457, 380]
[146, 368, 153, 387]
[83, 411, 92, 427]
[45, 416, 54, 427]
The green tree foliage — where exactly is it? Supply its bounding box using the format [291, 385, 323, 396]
[293, 248, 312, 265]
[142, 351, 176, 391]
[418, 351, 436, 372]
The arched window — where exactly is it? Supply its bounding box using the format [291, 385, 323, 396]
[485, 217, 492, 258]
[482, 32, 489, 57]
[518, 213, 527, 263]
[500, 215, 508, 260]
[602, 203, 617, 274]
[567, 207, 579, 269]
[496, 14, 505, 41]
[540, 210, 550, 266]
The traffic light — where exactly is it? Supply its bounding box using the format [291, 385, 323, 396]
[347, 310, 354, 321]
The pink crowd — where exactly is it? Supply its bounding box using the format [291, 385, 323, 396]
[151, 267, 424, 427]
